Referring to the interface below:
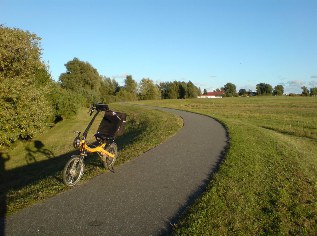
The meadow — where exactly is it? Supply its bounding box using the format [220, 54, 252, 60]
[136, 96, 317, 235]
[2, 96, 317, 235]
[1, 104, 183, 215]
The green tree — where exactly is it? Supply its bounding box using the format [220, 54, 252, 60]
[198, 87, 202, 96]
[0, 25, 53, 148]
[168, 82, 179, 99]
[116, 75, 138, 101]
[160, 82, 179, 99]
[124, 75, 137, 94]
[47, 82, 83, 121]
[138, 78, 161, 100]
[223, 83, 237, 97]
[116, 90, 137, 101]
[0, 80, 53, 147]
[310, 87, 317, 96]
[178, 82, 187, 99]
[203, 89, 208, 95]
[159, 82, 169, 99]
[0, 25, 44, 80]
[238, 89, 247, 96]
[159, 81, 200, 99]
[273, 85, 284, 96]
[301, 86, 310, 96]
[104, 77, 119, 95]
[186, 81, 199, 98]
[256, 83, 273, 96]
[99, 77, 120, 103]
[59, 58, 103, 104]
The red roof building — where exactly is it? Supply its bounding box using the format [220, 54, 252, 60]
[198, 91, 224, 98]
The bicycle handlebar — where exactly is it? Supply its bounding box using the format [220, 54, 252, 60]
[88, 103, 109, 115]
[89, 105, 96, 116]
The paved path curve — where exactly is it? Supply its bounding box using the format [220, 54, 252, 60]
[5, 107, 228, 235]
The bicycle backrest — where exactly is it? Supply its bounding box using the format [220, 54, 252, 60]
[97, 111, 126, 137]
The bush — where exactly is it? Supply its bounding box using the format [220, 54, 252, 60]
[0, 78, 52, 147]
[0, 26, 53, 148]
[46, 83, 84, 122]
[116, 90, 138, 101]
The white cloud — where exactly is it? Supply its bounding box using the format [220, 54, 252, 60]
[280, 80, 306, 94]
[308, 81, 317, 88]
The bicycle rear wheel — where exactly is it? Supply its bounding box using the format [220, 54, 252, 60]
[103, 143, 118, 169]
[63, 155, 84, 187]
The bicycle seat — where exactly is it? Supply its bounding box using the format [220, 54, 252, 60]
[94, 132, 114, 142]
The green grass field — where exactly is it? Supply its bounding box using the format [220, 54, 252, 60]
[2, 97, 317, 234]
[135, 97, 317, 235]
[1, 103, 183, 215]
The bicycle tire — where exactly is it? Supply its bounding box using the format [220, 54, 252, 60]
[63, 155, 84, 187]
[103, 143, 118, 169]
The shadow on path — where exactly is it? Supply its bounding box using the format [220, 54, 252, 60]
[0, 146, 89, 234]
[0, 121, 147, 234]
[3, 108, 229, 235]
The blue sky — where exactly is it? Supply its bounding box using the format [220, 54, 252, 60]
[1, 0, 317, 93]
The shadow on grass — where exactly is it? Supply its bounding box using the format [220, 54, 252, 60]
[0, 146, 80, 235]
[0, 151, 10, 236]
[116, 122, 146, 148]
[0, 121, 147, 235]
[24, 140, 54, 164]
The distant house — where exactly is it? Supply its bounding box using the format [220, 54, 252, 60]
[197, 91, 224, 98]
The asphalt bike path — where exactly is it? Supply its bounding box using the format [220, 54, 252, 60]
[5, 107, 228, 235]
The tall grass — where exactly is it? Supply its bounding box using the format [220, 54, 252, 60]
[136, 97, 317, 235]
[1, 104, 182, 215]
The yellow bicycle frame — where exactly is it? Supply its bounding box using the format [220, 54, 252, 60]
[79, 140, 115, 158]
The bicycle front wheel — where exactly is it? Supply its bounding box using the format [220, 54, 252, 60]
[63, 155, 84, 187]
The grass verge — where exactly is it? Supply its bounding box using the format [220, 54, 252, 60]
[135, 97, 317, 235]
[1, 103, 183, 216]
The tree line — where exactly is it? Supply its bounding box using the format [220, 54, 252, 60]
[221, 82, 317, 97]
[59, 58, 201, 103]
[0, 25, 200, 148]
[2, 25, 315, 148]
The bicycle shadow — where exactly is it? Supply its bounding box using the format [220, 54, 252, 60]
[1, 150, 74, 197]
[25, 140, 54, 164]
[0, 119, 147, 235]
[0, 148, 79, 236]
[0, 120, 147, 212]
